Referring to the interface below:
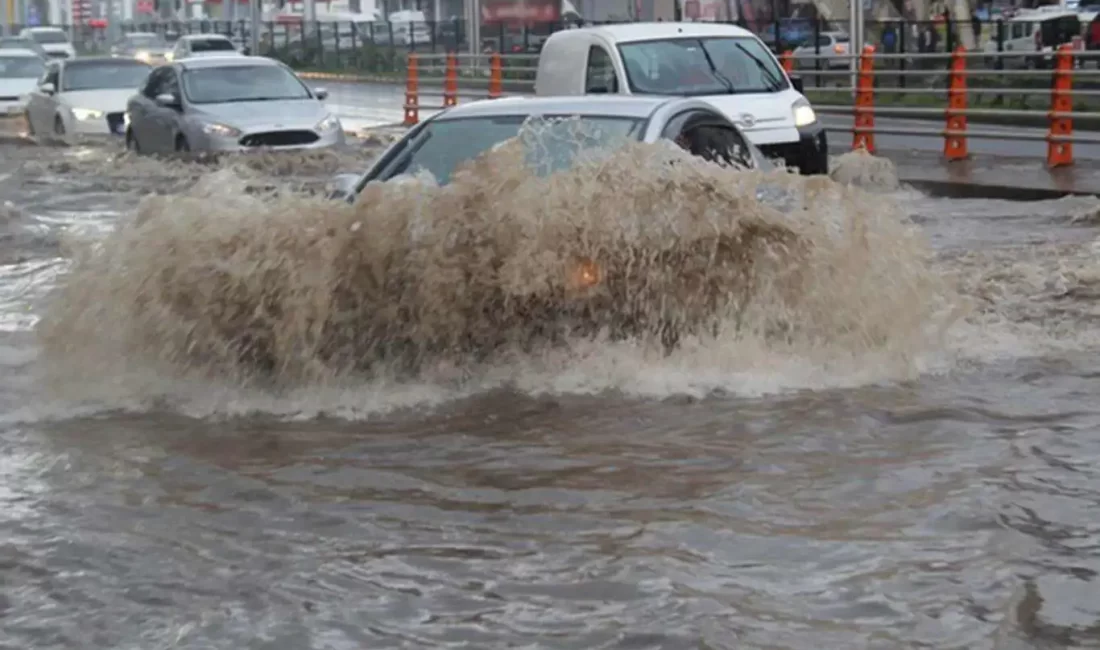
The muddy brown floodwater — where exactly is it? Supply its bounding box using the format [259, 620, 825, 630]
[3, 134, 1100, 650]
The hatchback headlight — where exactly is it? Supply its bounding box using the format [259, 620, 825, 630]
[315, 114, 341, 132]
[792, 98, 817, 127]
[203, 122, 241, 137]
[71, 107, 103, 120]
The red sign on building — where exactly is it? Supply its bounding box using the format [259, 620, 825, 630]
[481, 0, 559, 23]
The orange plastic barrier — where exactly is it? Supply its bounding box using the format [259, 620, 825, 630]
[780, 50, 793, 74]
[403, 53, 419, 126]
[488, 53, 503, 99]
[1047, 43, 1074, 168]
[443, 52, 458, 107]
[852, 45, 875, 154]
[944, 46, 968, 161]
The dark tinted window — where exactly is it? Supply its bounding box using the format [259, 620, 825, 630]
[189, 38, 236, 52]
[62, 60, 152, 91]
[388, 115, 645, 185]
[28, 30, 69, 44]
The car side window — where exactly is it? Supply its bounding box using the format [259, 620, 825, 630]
[161, 69, 180, 97]
[584, 45, 618, 94]
[143, 67, 167, 97]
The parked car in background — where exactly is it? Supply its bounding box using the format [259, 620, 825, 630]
[792, 31, 850, 70]
[166, 34, 240, 61]
[18, 27, 76, 59]
[0, 50, 46, 117]
[0, 36, 49, 59]
[24, 57, 152, 137]
[111, 32, 172, 64]
[124, 56, 343, 154]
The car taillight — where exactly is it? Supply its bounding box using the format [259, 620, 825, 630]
[833, 43, 845, 53]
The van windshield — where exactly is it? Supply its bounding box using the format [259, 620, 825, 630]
[618, 37, 789, 96]
[388, 115, 646, 185]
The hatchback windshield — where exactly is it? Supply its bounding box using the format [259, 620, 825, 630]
[618, 37, 788, 95]
[190, 38, 236, 52]
[181, 64, 310, 103]
[61, 61, 152, 91]
[388, 115, 645, 185]
[28, 30, 69, 44]
[125, 34, 167, 48]
[0, 55, 45, 78]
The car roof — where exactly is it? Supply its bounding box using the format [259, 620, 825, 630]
[178, 33, 233, 40]
[0, 48, 41, 57]
[432, 95, 679, 121]
[176, 55, 278, 70]
[62, 56, 150, 66]
[568, 21, 755, 44]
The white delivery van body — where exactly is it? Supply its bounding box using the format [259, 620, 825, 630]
[534, 22, 827, 174]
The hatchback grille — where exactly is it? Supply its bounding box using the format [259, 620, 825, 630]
[239, 130, 319, 147]
[47, 51, 69, 58]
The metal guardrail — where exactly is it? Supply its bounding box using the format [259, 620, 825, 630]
[395, 46, 1099, 169]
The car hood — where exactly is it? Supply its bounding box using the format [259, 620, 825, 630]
[696, 89, 801, 132]
[192, 99, 330, 129]
[187, 50, 241, 58]
[59, 88, 136, 112]
[0, 77, 38, 96]
[40, 42, 74, 53]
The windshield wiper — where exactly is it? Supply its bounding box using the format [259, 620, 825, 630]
[732, 42, 785, 93]
[697, 42, 735, 93]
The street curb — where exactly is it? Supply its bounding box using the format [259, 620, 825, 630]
[900, 178, 1098, 200]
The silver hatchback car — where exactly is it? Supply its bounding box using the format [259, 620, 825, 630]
[124, 56, 344, 154]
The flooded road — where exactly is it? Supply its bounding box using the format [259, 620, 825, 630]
[4, 134, 1100, 649]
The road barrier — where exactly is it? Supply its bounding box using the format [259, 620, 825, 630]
[396, 48, 1100, 169]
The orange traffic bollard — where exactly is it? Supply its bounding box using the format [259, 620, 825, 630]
[443, 52, 458, 107]
[852, 45, 876, 154]
[488, 53, 503, 99]
[1047, 43, 1074, 168]
[944, 46, 969, 161]
[780, 49, 794, 74]
[404, 53, 419, 126]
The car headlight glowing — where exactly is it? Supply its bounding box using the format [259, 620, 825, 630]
[792, 99, 817, 127]
[135, 50, 151, 62]
[202, 122, 242, 137]
[71, 107, 104, 120]
[315, 114, 341, 132]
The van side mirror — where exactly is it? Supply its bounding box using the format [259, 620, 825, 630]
[789, 75, 804, 93]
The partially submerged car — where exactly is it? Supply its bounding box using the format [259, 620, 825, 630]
[330, 94, 772, 200]
[24, 57, 152, 137]
[532, 22, 827, 175]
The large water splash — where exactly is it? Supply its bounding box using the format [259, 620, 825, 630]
[34, 124, 963, 410]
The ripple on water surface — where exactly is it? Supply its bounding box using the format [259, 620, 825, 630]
[1, 137, 1100, 648]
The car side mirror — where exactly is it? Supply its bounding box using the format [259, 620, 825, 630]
[38, 82, 55, 94]
[789, 75, 804, 93]
[314, 87, 329, 101]
[155, 92, 180, 108]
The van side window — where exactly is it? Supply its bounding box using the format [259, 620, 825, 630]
[585, 46, 618, 93]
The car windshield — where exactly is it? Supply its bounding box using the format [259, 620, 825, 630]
[618, 37, 788, 95]
[0, 37, 41, 52]
[61, 61, 152, 91]
[181, 64, 311, 103]
[29, 30, 68, 44]
[0, 55, 45, 78]
[126, 34, 166, 48]
[390, 115, 646, 185]
[190, 38, 236, 52]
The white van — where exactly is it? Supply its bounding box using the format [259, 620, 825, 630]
[983, 7, 1082, 68]
[534, 22, 827, 174]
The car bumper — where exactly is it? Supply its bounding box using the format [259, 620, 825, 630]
[70, 115, 125, 136]
[0, 100, 26, 117]
[757, 123, 828, 175]
[195, 127, 346, 152]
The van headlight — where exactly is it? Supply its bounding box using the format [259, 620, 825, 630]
[71, 107, 104, 120]
[792, 99, 817, 127]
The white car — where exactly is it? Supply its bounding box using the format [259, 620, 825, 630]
[18, 26, 76, 60]
[24, 56, 152, 137]
[167, 34, 241, 61]
[0, 50, 46, 117]
[792, 31, 850, 70]
[534, 22, 827, 174]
